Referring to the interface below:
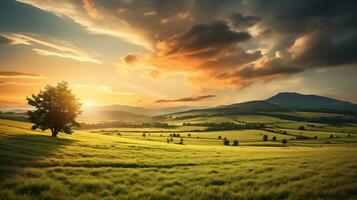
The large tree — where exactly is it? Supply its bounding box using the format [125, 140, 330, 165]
[27, 82, 81, 137]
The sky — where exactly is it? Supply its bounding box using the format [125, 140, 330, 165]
[0, 0, 357, 109]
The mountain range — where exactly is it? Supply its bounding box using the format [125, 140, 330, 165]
[2, 92, 357, 123]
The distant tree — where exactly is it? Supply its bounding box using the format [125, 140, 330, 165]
[233, 140, 239, 146]
[298, 126, 305, 130]
[166, 138, 170, 143]
[142, 132, 146, 137]
[170, 137, 174, 143]
[348, 134, 351, 138]
[179, 138, 184, 144]
[272, 136, 277, 141]
[218, 136, 222, 139]
[314, 136, 318, 139]
[282, 139, 288, 146]
[27, 82, 81, 137]
[330, 134, 334, 138]
[223, 139, 230, 145]
[188, 133, 191, 137]
[263, 135, 268, 141]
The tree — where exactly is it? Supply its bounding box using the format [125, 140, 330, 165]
[27, 82, 81, 137]
[233, 140, 239, 146]
[223, 139, 230, 145]
[272, 136, 277, 141]
[263, 134, 268, 141]
[298, 126, 305, 130]
[282, 139, 288, 146]
[179, 138, 184, 144]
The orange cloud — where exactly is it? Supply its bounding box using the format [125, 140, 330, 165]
[156, 95, 216, 103]
[83, 0, 103, 20]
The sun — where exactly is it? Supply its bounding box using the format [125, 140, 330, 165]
[83, 100, 94, 107]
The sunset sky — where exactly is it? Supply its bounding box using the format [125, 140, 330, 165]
[1, 0, 357, 109]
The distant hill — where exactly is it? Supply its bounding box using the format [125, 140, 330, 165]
[80, 109, 151, 123]
[89, 104, 201, 116]
[267, 92, 357, 111]
[160, 101, 290, 120]
[161, 92, 357, 122]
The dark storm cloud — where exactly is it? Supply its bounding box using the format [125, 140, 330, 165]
[162, 21, 251, 58]
[229, 13, 261, 29]
[156, 95, 216, 103]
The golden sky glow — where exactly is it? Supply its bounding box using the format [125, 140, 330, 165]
[0, 0, 357, 110]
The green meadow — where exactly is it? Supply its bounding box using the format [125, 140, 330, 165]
[1, 118, 357, 200]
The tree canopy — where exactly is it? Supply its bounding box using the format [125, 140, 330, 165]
[27, 82, 81, 137]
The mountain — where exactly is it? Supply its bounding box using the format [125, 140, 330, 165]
[88, 104, 202, 116]
[266, 92, 357, 111]
[161, 101, 289, 120]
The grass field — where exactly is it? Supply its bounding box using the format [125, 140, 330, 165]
[1, 118, 357, 199]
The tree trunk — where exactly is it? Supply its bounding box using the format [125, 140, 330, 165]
[51, 129, 58, 137]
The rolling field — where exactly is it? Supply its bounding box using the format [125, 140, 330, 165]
[1, 119, 357, 200]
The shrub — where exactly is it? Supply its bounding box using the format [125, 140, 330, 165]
[314, 136, 318, 139]
[188, 133, 191, 137]
[142, 132, 146, 137]
[179, 138, 184, 144]
[218, 136, 222, 139]
[223, 139, 230, 145]
[282, 139, 288, 146]
[272, 136, 277, 141]
[348, 134, 351, 137]
[166, 138, 170, 143]
[298, 126, 305, 130]
[330, 134, 334, 138]
[263, 135, 268, 141]
[233, 140, 239, 146]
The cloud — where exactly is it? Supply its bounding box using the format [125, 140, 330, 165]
[122, 54, 138, 64]
[83, 0, 103, 20]
[0, 32, 101, 64]
[156, 94, 216, 103]
[0, 71, 43, 79]
[0, 35, 13, 44]
[17, 0, 357, 89]
[229, 13, 261, 29]
[158, 21, 251, 58]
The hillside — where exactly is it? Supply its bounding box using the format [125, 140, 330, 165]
[1, 119, 357, 199]
[160, 93, 357, 124]
[267, 92, 357, 111]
